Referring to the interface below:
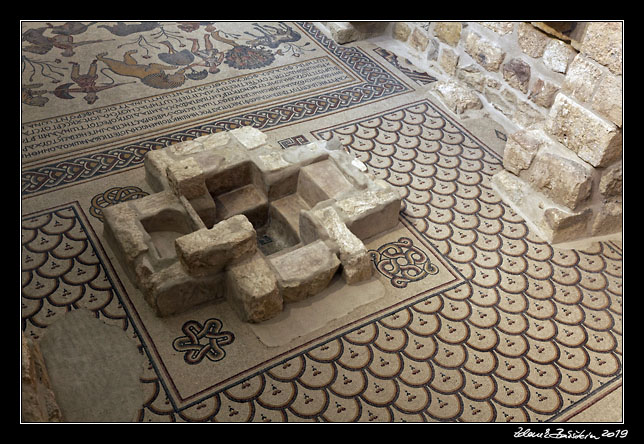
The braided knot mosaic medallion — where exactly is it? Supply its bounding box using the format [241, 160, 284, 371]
[369, 237, 439, 288]
[172, 318, 235, 365]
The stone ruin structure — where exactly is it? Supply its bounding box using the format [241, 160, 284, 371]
[102, 127, 403, 322]
[323, 21, 622, 244]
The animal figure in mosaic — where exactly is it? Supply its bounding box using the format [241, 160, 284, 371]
[96, 50, 191, 89]
[243, 22, 301, 49]
[97, 22, 160, 37]
[22, 23, 108, 57]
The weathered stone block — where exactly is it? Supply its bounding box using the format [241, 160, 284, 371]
[301, 205, 372, 284]
[529, 78, 559, 108]
[434, 22, 462, 46]
[229, 126, 268, 150]
[517, 22, 550, 58]
[527, 147, 593, 210]
[409, 28, 429, 52]
[463, 31, 506, 72]
[542, 39, 577, 74]
[334, 186, 402, 240]
[503, 58, 531, 93]
[175, 214, 256, 276]
[591, 72, 622, 127]
[432, 79, 483, 114]
[480, 22, 514, 35]
[269, 240, 340, 303]
[599, 161, 622, 198]
[503, 129, 550, 175]
[547, 92, 622, 167]
[392, 22, 411, 41]
[22, 333, 63, 422]
[543, 207, 592, 243]
[591, 197, 622, 236]
[166, 157, 208, 199]
[149, 262, 226, 317]
[563, 54, 604, 103]
[298, 158, 353, 207]
[226, 252, 282, 323]
[439, 48, 459, 76]
[581, 22, 622, 75]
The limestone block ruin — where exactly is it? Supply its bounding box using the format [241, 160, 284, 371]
[102, 127, 403, 322]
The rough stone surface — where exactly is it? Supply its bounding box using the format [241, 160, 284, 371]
[439, 48, 459, 76]
[22, 333, 63, 422]
[409, 28, 429, 52]
[503, 58, 531, 93]
[563, 54, 604, 103]
[591, 197, 622, 235]
[527, 147, 593, 210]
[542, 39, 577, 74]
[517, 22, 551, 58]
[269, 240, 340, 303]
[503, 128, 550, 175]
[547, 93, 622, 167]
[463, 31, 506, 72]
[226, 252, 282, 323]
[432, 79, 483, 114]
[599, 161, 623, 198]
[581, 22, 622, 75]
[304, 205, 372, 284]
[591, 72, 622, 127]
[175, 215, 256, 276]
[434, 22, 462, 46]
[530, 78, 559, 108]
[543, 207, 592, 244]
[393, 22, 411, 42]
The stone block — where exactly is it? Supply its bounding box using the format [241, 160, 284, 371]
[334, 186, 402, 240]
[492, 170, 590, 244]
[432, 79, 483, 114]
[517, 22, 550, 58]
[599, 161, 622, 198]
[581, 22, 622, 75]
[503, 128, 550, 175]
[503, 58, 531, 94]
[226, 252, 282, 323]
[480, 22, 514, 35]
[591, 197, 622, 236]
[527, 146, 593, 211]
[229, 126, 268, 150]
[393, 22, 411, 41]
[298, 158, 354, 207]
[166, 157, 208, 199]
[542, 39, 577, 74]
[269, 240, 340, 303]
[543, 207, 592, 244]
[529, 78, 559, 108]
[464, 31, 506, 72]
[22, 333, 63, 422]
[175, 214, 256, 276]
[591, 72, 622, 127]
[326, 22, 359, 44]
[301, 205, 372, 284]
[439, 48, 459, 76]
[409, 28, 429, 52]
[547, 93, 622, 167]
[434, 22, 462, 46]
[148, 262, 226, 317]
[563, 54, 604, 103]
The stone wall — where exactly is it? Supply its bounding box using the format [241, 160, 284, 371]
[325, 21, 623, 244]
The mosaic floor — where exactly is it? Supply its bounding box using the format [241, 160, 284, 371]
[21, 21, 623, 423]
